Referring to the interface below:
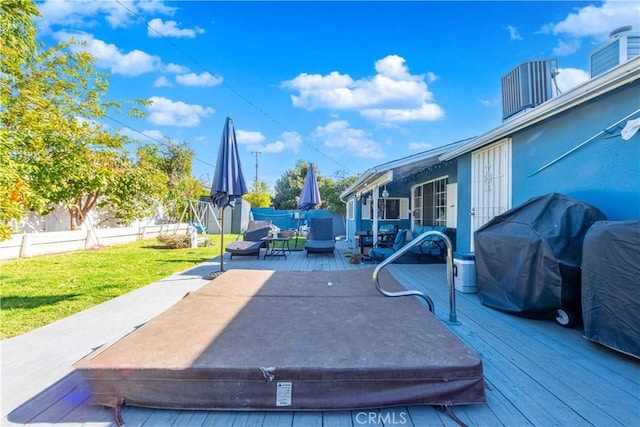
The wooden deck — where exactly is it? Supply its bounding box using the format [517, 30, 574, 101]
[2, 240, 638, 426]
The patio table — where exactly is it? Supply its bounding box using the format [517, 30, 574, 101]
[261, 236, 291, 259]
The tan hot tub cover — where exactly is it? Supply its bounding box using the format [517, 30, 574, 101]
[75, 268, 485, 419]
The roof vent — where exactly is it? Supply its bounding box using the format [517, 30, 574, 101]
[590, 26, 639, 78]
[609, 25, 633, 39]
[501, 59, 558, 121]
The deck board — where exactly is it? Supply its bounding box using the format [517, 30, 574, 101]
[173, 412, 209, 427]
[392, 264, 639, 427]
[2, 241, 638, 426]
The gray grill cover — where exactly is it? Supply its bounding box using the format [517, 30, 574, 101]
[582, 220, 640, 358]
[475, 193, 606, 318]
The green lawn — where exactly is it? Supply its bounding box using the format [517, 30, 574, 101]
[0, 235, 236, 339]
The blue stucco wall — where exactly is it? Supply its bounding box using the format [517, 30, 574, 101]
[453, 79, 640, 252]
[511, 82, 640, 220]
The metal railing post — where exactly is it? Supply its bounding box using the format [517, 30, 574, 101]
[372, 230, 459, 324]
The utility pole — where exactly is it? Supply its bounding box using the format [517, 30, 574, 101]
[251, 151, 262, 186]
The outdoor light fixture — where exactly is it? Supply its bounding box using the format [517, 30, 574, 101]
[381, 185, 389, 199]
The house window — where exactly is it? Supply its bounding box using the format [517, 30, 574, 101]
[347, 199, 355, 221]
[413, 186, 423, 226]
[362, 196, 409, 220]
[434, 178, 447, 227]
[378, 198, 401, 220]
[413, 176, 449, 227]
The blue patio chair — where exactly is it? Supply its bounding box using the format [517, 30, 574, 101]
[376, 224, 399, 248]
[304, 218, 336, 257]
[368, 229, 408, 262]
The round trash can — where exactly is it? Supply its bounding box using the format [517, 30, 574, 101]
[453, 252, 476, 293]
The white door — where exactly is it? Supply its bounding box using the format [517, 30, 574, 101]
[470, 139, 512, 251]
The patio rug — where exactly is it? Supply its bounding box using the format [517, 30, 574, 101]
[75, 268, 486, 423]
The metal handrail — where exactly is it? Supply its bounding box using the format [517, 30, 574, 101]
[372, 230, 459, 324]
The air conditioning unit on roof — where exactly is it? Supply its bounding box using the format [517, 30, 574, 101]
[501, 59, 558, 121]
[590, 26, 639, 78]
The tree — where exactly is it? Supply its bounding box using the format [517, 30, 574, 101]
[98, 144, 169, 225]
[0, 0, 43, 240]
[272, 160, 318, 210]
[3, 0, 161, 230]
[1, 1, 205, 236]
[272, 162, 358, 214]
[155, 139, 207, 222]
[244, 181, 272, 208]
[4, 29, 126, 229]
[319, 171, 358, 215]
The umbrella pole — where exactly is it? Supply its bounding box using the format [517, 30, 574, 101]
[219, 210, 225, 272]
[294, 213, 301, 249]
[290, 211, 305, 251]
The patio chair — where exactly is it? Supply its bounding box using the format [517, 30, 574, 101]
[376, 224, 399, 248]
[304, 218, 336, 257]
[225, 220, 272, 259]
[368, 229, 408, 262]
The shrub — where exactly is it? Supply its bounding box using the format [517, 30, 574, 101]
[157, 234, 191, 249]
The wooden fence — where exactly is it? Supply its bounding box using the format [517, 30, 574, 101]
[0, 223, 190, 261]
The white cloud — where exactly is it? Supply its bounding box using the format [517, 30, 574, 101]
[176, 72, 222, 87]
[147, 18, 204, 38]
[362, 103, 444, 123]
[164, 63, 190, 74]
[541, 1, 638, 39]
[408, 142, 435, 151]
[552, 39, 582, 56]
[248, 131, 303, 154]
[153, 76, 172, 87]
[374, 54, 415, 80]
[313, 121, 385, 159]
[236, 130, 266, 145]
[136, 1, 177, 16]
[281, 55, 443, 124]
[37, 0, 176, 33]
[54, 31, 161, 76]
[541, 1, 639, 57]
[554, 68, 590, 93]
[507, 25, 522, 40]
[146, 96, 214, 127]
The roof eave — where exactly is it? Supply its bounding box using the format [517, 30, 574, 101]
[340, 139, 473, 201]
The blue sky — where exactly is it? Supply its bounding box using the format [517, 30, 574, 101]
[35, 1, 638, 191]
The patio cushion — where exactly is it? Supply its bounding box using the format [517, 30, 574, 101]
[369, 230, 407, 262]
[409, 226, 448, 260]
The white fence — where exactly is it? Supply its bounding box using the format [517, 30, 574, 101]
[0, 223, 190, 261]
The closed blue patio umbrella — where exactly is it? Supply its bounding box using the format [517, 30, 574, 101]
[294, 163, 321, 249]
[210, 117, 248, 272]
